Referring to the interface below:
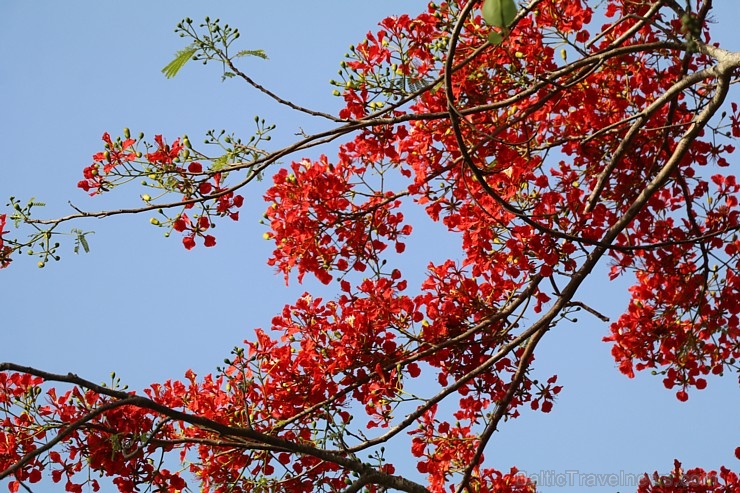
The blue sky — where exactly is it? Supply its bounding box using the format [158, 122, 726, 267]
[1, 2, 738, 493]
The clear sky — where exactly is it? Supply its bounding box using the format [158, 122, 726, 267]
[1, 2, 738, 493]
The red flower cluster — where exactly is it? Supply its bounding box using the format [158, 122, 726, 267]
[172, 213, 216, 250]
[0, 214, 11, 268]
[78, 132, 137, 194]
[605, 172, 740, 399]
[209, 171, 244, 221]
[77, 133, 245, 250]
[256, 0, 739, 487]
[264, 155, 411, 284]
[146, 134, 182, 166]
[0, 373, 46, 493]
[170, 170, 243, 249]
[637, 460, 739, 493]
[4, 0, 739, 491]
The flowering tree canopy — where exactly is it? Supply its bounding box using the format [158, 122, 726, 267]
[2, 1, 740, 492]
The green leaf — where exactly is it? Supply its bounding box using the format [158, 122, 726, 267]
[488, 30, 504, 46]
[212, 154, 230, 171]
[482, 0, 518, 28]
[234, 49, 268, 60]
[500, 0, 518, 26]
[79, 234, 90, 253]
[161, 44, 198, 79]
[482, 0, 500, 26]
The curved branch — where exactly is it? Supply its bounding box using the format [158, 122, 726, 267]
[221, 54, 345, 123]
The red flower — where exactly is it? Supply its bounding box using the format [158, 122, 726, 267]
[78, 133, 137, 194]
[198, 216, 210, 230]
[0, 214, 11, 268]
[146, 134, 182, 165]
[172, 214, 190, 232]
[182, 236, 196, 250]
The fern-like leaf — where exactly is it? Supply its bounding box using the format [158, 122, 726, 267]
[161, 44, 198, 79]
[234, 49, 268, 60]
[72, 229, 92, 254]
